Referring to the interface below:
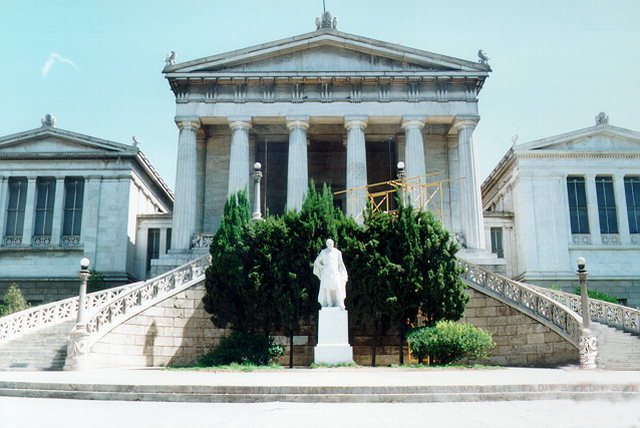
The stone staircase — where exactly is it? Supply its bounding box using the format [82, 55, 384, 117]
[0, 321, 74, 371]
[591, 322, 640, 370]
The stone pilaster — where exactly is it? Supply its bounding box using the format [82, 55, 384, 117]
[401, 116, 426, 180]
[613, 175, 631, 245]
[195, 132, 207, 235]
[0, 177, 6, 240]
[50, 177, 65, 246]
[171, 118, 201, 251]
[286, 116, 310, 211]
[453, 116, 485, 250]
[585, 174, 601, 245]
[21, 178, 37, 246]
[344, 116, 368, 219]
[447, 137, 461, 236]
[227, 117, 252, 196]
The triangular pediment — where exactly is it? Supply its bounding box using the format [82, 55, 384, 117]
[0, 127, 136, 156]
[165, 30, 488, 75]
[516, 125, 640, 154]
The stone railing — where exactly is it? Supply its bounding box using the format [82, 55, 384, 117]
[527, 285, 640, 336]
[0, 283, 139, 342]
[84, 254, 211, 337]
[191, 233, 214, 249]
[458, 259, 583, 347]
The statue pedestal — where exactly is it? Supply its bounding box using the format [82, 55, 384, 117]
[314, 307, 353, 365]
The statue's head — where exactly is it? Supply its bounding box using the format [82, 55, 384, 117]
[326, 238, 334, 248]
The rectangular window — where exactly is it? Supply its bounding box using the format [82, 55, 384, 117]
[146, 228, 160, 272]
[567, 177, 589, 234]
[165, 228, 172, 254]
[33, 178, 56, 237]
[625, 176, 640, 234]
[62, 177, 84, 237]
[490, 227, 504, 258]
[595, 176, 618, 234]
[5, 177, 28, 238]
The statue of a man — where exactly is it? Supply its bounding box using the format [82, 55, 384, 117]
[313, 239, 348, 309]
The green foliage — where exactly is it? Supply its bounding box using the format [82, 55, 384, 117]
[87, 270, 109, 293]
[574, 287, 620, 304]
[0, 284, 31, 316]
[197, 332, 284, 366]
[203, 184, 468, 367]
[406, 321, 494, 365]
[345, 196, 468, 364]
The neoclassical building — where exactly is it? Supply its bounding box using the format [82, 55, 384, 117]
[483, 113, 640, 307]
[160, 14, 492, 267]
[0, 116, 173, 303]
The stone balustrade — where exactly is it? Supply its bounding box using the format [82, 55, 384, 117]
[529, 285, 640, 335]
[0, 283, 138, 342]
[458, 259, 583, 347]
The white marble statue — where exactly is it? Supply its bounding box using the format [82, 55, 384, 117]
[313, 239, 348, 309]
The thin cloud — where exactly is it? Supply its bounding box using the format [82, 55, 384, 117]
[42, 53, 79, 78]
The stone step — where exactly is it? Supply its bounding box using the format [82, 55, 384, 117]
[0, 381, 639, 403]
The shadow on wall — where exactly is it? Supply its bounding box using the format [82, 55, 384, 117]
[165, 287, 227, 367]
[144, 321, 158, 367]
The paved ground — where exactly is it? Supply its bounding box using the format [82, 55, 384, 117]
[2, 366, 640, 387]
[1, 367, 640, 427]
[1, 397, 640, 428]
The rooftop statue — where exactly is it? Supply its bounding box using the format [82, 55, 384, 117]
[165, 51, 176, 66]
[478, 50, 490, 65]
[315, 11, 337, 30]
[41, 114, 56, 127]
[595, 112, 609, 126]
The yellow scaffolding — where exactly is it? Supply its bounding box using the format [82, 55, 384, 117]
[334, 173, 464, 222]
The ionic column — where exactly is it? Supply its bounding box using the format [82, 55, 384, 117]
[344, 116, 368, 219]
[585, 174, 601, 245]
[453, 116, 485, 250]
[613, 175, 631, 244]
[401, 116, 426, 180]
[171, 118, 201, 251]
[227, 117, 252, 196]
[22, 178, 37, 246]
[286, 116, 310, 211]
[50, 177, 65, 246]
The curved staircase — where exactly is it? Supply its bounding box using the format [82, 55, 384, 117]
[2, 254, 639, 370]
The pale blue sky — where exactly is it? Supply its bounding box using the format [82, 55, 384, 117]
[2, 0, 639, 190]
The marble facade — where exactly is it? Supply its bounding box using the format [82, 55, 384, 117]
[162, 18, 491, 261]
[0, 118, 173, 303]
[482, 115, 640, 307]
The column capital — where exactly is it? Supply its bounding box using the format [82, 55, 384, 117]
[175, 117, 201, 132]
[228, 116, 252, 131]
[344, 115, 368, 131]
[401, 116, 426, 130]
[286, 116, 310, 130]
[452, 115, 480, 131]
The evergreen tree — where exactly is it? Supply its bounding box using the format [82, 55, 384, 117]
[203, 191, 272, 334]
[0, 284, 30, 316]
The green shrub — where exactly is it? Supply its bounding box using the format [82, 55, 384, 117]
[405, 321, 494, 365]
[0, 284, 30, 317]
[198, 331, 284, 366]
[574, 287, 619, 304]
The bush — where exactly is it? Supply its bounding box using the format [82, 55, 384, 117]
[0, 284, 30, 317]
[406, 321, 494, 365]
[574, 287, 619, 304]
[198, 331, 284, 366]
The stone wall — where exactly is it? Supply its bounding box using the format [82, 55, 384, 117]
[462, 288, 579, 367]
[85, 282, 578, 368]
[87, 283, 228, 368]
